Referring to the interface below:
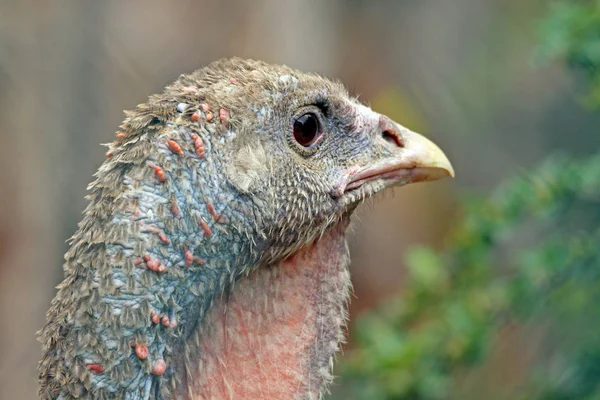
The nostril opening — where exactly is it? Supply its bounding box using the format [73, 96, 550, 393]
[378, 115, 404, 148]
[382, 129, 404, 148]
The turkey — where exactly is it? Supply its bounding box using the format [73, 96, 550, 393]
[38, 58, 454, 399]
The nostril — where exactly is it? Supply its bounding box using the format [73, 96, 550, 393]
[379, 115, 404, 148]
[382, 129, 404, 148]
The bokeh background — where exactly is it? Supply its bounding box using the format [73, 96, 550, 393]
[2, 1, 600, 399]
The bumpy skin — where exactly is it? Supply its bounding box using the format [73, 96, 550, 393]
[38, 58, 448, 399]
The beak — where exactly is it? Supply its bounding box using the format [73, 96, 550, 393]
[396, 128, 455, 181]
[345, 119, 454, 192]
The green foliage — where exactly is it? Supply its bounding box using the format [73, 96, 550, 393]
[336, 154, 600, 399]
[335, 3, 600, 398]
[538, 0, 600, 107]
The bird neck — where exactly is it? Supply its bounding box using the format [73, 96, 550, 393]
[179, 220, 352, 400]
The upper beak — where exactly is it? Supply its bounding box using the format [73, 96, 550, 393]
[345, 119, 454, 192]
[396, 128, 455, 181]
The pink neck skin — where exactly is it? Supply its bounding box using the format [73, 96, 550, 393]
[180, 222, 351, 400]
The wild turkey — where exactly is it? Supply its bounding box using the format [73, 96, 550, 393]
[38, 58, 453, 399]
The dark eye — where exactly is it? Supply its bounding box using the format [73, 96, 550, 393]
[293, 113, 322, 147]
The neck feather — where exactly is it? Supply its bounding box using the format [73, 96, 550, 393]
[178, 221, 351, 400]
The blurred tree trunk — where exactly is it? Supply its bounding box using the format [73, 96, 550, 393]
[0, 2, 108, 398]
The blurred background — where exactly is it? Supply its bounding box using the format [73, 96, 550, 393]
[2, 0, 600, 399]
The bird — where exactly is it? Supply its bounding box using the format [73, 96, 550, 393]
[37, 58, 454, 400]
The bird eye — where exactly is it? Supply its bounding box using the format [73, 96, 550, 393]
[293, 113, 322, 147]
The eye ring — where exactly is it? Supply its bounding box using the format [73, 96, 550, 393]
[289, 108, 325, 155]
